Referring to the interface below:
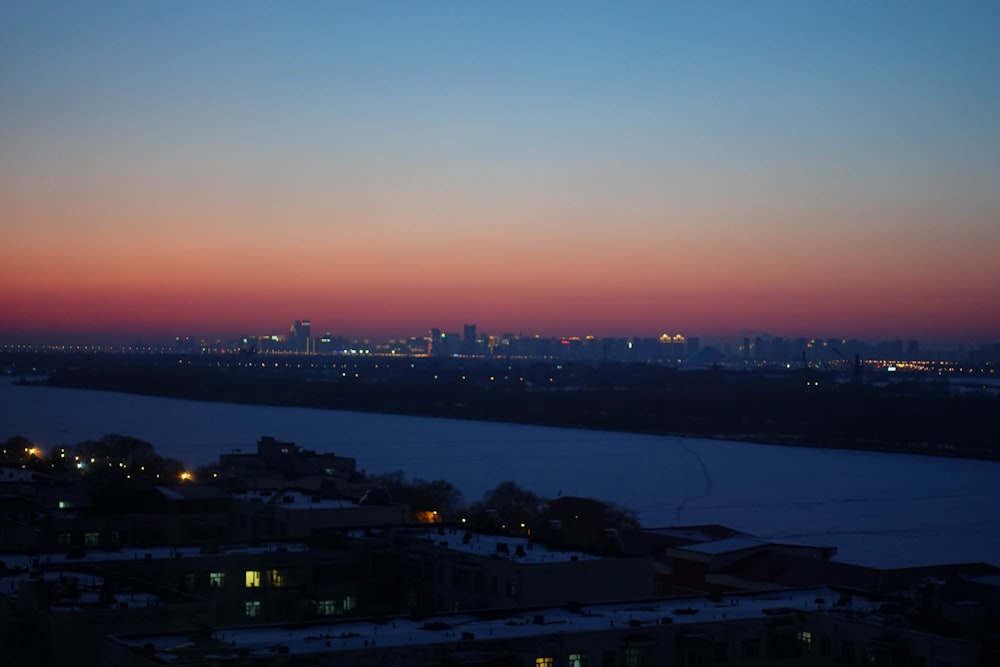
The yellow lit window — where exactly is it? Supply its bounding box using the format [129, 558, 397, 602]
[245, 570, 261, 587]
[535, 658, 554, 667]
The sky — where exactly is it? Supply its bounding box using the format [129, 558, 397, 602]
[2, 1, 999, 344]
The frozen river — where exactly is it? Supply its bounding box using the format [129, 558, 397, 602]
[3, 380, 998, 568]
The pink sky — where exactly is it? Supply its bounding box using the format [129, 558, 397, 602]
[3, 3, 999, 343]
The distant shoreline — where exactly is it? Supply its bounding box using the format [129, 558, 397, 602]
[12, 353, 992, 463]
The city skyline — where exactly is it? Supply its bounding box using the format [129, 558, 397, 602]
[3, 2, 999, 344]
[5, 316, 992, 359]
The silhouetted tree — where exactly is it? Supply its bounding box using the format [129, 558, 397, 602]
[469, 481, 546, 530]
[366, 470, 464, 519]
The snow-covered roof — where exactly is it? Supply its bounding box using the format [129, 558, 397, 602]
[111, 587, 842, 661]
[0, 542, 311, 571]
[674, 537, 768, 556]
[231, 490, 358, 510]
[410, 527, 600, 564]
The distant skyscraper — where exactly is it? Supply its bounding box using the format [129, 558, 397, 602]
[290, 320, 312, 353]
[428, 328, 443, 356]
[463, 324, 477, 356]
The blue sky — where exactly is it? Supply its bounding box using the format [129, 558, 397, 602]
[3, 1, 999, 341]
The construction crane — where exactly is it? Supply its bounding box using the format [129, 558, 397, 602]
[831, 347, 863, 386]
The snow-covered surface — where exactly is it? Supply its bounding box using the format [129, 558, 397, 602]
[3, 382, 999, 568]
[114, 587, 841, 660]
[232, 489, 357, 509]
[675, 537, 768, 555]
[0, 466, 33, 482]
[0, 542, 311, 571]
[409, 526, 599, 563]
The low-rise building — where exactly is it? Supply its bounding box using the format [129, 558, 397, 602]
[230, 488, 408, 540]
[103, 586, 1000, 667]
[0, 558, 211, 667]
[368, 526, 655, 614]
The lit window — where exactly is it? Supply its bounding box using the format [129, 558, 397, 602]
[58, 533, 72, 546]
[569, 653, 584, 667]
[84, 532, 100, 546]
[316, 600, 337, 615]
[210, 572, 226, 588]
[798, 631, 812, 653]
[623, 646, 647, 667]
[245, 600, 260, 617]
[535, 658, 554, 667]
[267, 569, 284, 587]
[245, 570, 261, 587]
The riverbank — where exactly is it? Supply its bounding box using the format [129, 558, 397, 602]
[15, 350, 996, 461]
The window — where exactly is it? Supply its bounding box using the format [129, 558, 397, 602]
[569, 653, 585, 667]
[798, 631, 812, 654]
[58, 532, 72, 546]
[245, 570, 261, 588]
[245, 600, 261, 617]
[712, 642, 728, 662]
[535, 658, 554, 667]
[840, 640, 855, 663]
[315, 596, 356, 616]
[623, 646, 651, 667]
[181, 573, 197, 591]
[452, 567, 475, 591]
[506, 579, 519, 599]
[58, 500, 73, 509]
[740, 639, 761, 660]
[267, 569, 284, 587]
[84, 532, 100, 546]
[210, 572, 226, 588]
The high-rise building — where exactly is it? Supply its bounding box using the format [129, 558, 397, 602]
[463, 324, 477, 356]
[290, 320, 312, 353]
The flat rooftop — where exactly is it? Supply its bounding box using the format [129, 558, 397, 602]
[0, 542, 312, 572]
[231, 489, 360, 509]
[407, 526, 601, 564]
[111, 587, 842, 662]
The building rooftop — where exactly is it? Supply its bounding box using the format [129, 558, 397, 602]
[111, 587, 842, 662]
[231, 489, 359, 510]
[0, 542, 312, 572]
[674, 537, 768, 556]
[406, 526, 601, 564]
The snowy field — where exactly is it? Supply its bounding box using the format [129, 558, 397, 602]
[2, 381, 998, 568]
